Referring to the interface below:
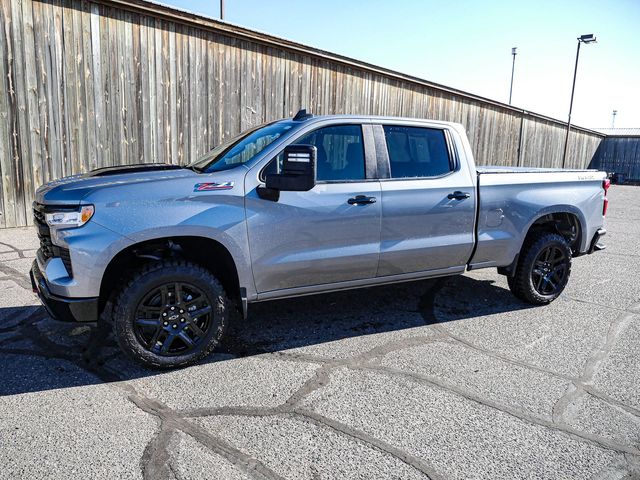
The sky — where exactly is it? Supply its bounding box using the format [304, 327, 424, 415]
[163, 0, 640, 129]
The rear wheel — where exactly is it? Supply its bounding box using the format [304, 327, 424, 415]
[508, 232, 572, 305]
[113, 260, 230, 368]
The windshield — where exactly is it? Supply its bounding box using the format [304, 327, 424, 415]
[188, 121, 297, 173]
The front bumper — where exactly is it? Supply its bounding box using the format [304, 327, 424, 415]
[30, 260, 99, 322]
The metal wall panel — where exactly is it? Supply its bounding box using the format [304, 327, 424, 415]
[589, 137, 640, 181]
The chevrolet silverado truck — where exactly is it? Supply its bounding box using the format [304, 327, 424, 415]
[30, 111, 609, 368]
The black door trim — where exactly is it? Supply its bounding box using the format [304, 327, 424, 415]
[371, 124, 391, 179]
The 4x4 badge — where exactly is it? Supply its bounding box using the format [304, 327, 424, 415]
[193, 181, 234, 192]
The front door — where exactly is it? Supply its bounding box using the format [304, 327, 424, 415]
[376, 124, 476, 276]
[246, 124, 382, 293]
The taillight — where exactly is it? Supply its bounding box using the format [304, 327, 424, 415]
[602, 179, 610, 216]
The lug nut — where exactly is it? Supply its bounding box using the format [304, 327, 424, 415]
[172, 324, 177, 329]
[171, 306, 175, 311]
[180, 318, 185, 323]
[162, 312, 167, 317]
[179, 309, 184, 314]
[163, 321, 168, 326]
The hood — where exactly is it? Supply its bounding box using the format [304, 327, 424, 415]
[36, 164, 195, 204]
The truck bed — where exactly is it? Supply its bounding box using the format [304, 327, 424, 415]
[476, 166, 600, 174]
[469, 167, 606, 270]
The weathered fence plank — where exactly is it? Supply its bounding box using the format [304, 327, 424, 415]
[11, 0, 32, 226]
[0, 0, 13, 228]
[0, 0, 605, 228]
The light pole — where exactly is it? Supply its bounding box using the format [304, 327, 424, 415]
[220, 0, 224, 20]
[612, 110, 617, 128]
[562, 34, 596, 168]
[509, 47, 517, 104]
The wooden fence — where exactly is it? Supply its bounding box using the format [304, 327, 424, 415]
[0, 0, 604, 228]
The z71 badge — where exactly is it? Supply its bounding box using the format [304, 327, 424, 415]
[193, 181, 234, 192]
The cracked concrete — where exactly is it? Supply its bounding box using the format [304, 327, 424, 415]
[0, 185, 639, 479]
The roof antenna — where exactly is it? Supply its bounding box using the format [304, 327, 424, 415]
[293, 109, 313, 121]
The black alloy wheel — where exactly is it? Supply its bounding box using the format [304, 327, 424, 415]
[531, 245, 568, 296]
[134, 282, 212, 356]
[113, 260, 230, 369]
[507, 231, 572, 305]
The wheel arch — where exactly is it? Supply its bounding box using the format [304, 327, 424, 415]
[522, 207, 585, 253]
[99, 233, 250, 314]
[499, 207, 585, 277]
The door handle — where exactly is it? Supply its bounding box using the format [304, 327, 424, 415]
[447, 191, 470, 200]
[348, 195, 377, 205]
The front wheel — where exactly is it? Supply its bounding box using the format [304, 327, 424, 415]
[508, 232, 572, 305]
[112, 260, 230, 369]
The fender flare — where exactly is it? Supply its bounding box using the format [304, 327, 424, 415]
[518, 204, 588, 253]
[98, 224, 256, 301]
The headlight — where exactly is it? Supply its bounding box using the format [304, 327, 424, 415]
[45, 205, 94, 228]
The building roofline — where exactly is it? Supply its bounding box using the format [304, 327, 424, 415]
[592, 128, 640, 137]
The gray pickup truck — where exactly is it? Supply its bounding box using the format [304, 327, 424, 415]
[30, 111, 609, 368]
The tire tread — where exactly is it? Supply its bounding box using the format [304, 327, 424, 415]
[508, 232, 572, 305]
[112, 259, 230, 369]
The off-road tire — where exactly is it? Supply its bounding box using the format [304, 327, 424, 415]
[508, 232, 572, 305]
[112, 260, 230, 369]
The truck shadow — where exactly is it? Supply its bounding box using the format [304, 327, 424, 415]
[222, 275, 532, 356]
[0, 275, 536, 396]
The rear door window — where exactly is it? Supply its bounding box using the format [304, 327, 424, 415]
[383, 126, 453, 178]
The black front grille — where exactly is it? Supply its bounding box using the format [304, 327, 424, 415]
[33, 204, 54, 259]
[58, 247, 73, 277]
[33, 203, 73, 277]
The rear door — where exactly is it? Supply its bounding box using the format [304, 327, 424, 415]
[375, 124, 476, 276]
[246, 123, 382, 293]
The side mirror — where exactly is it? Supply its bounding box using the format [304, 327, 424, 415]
[265, 144, 316, 192]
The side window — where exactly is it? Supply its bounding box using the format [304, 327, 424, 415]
[383, 126, 453, 178]
[263, 124, 366, 181]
